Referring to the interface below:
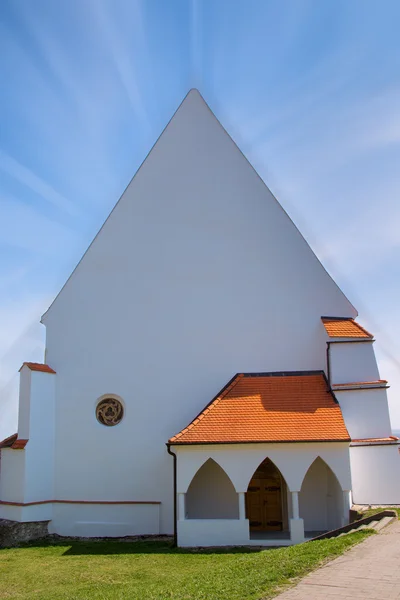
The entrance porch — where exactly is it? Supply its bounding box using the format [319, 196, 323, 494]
[173, 443, 352, 547]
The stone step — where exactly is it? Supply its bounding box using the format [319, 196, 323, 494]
[367, 520, 379, 529]
[308, 510, 398, 543]
[336, 520, 384, 538]
[373, 516, 396, 532]
[354, 524, 369, 531]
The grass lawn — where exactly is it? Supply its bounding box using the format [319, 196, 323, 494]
[0, 531, 373, 600]
[359, 506, 400, 519]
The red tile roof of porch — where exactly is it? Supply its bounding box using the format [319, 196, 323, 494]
[169, 372, 350, 444]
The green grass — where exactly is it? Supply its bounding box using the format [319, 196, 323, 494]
[355, 506, 400, 520]
[0, 531, 373, 600]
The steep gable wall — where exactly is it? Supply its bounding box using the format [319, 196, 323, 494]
[41, 91, 357, 534]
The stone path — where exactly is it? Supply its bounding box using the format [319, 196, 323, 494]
[275, 520, 400, 599]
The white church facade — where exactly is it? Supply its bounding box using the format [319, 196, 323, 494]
[0, 90, 399, 547]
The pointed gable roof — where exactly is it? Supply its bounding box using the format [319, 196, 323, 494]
[41, 89, 357, 323]
[169, 371, 350, 445]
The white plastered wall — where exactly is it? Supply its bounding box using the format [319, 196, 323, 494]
[350, 444, 400, 504]
[175, 443, 352, 494]
[299, 457, 343, 532]
[330, 342, 380, 385]
[39, 90, 356, 536]
[24, 370, 56, 505]
[0, 449, 25, 504]
[0, 366, 55, 522]
[327, 330, 400, 506]
[48, 503, 160, 537]
[185, 458, 238, 519]
[336, 389, 392, 440]
[329, 338, 394, 443]
[174, 443, 350, 547]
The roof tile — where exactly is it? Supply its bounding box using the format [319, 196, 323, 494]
[0, 433, 17, 449]
[321, 317, 373, 339]
[20, 362, 56, 374]
[0, 434, 28, 449]
[169, 372, 350, 444]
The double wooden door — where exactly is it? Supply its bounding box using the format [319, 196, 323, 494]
[246, 476, 283, 531]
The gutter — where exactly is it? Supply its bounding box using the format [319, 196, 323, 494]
[326, 341, 332, 387]
[350, 441, 400, 447]
[334, 385, 390, 391]
[166, 443, 177, 547]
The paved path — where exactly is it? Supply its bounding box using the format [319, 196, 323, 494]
[275, 520, 400, 599]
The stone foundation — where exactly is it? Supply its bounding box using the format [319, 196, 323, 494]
[0, 519, 49, 548]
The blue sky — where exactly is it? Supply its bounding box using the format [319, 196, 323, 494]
[1, 0, 400, 437]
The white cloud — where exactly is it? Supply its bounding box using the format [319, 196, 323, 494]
[0, 150, 77, 216]
[86, 0, 150, 130]
[0, 194, 77, 255]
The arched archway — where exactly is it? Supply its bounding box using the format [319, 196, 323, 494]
[186, 458, 239, 519]
[246, 458, 289, 535]
[299, 457, 343, 533]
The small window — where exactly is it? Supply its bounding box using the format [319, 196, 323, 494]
[96, 397, 124, 426]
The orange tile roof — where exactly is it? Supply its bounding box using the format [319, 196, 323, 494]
[169, 372, 350, 444]
[351, 436, 399, 443]
[0, 434, 28, 449]
[19, 362, 56, 374]
[11, 439, 28, 449]
[0, 433, 17, 448]
[321, 317, 373, 339]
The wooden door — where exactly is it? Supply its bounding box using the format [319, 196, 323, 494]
[246, 477, 283, 531]
[246, 478, 264, 530]
[263, 480, 282, 530]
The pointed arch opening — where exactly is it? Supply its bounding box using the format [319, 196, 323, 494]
[186, 458, 239, 519]
[246, 458, 289, 538]
[299, 457, 343, 533]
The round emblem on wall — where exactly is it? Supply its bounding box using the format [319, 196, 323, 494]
[96, 397, 124, 426]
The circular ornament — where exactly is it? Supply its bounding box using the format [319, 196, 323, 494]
[96, 397, 124, 426]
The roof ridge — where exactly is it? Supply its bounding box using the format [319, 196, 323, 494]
[242, 370, 324, 378]
[321, 316, 354, 321]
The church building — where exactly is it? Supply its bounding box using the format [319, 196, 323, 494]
[0, 90, 399, 547]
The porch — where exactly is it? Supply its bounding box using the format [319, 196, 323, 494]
[169, 371, 352, 547]
[174, 444, 352, 548]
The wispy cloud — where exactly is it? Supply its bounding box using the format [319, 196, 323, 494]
[1, 0, 399, 427]
[0, 150, 77, 215]
[0, 194, 77, 254]
[86, 0, 150, 131]
[235, 85, 400, 276]
[7, 2, 129, 203]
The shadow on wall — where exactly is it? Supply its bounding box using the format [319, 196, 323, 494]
[299, 457, 343, 532]
[186, 458, 239, 519]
